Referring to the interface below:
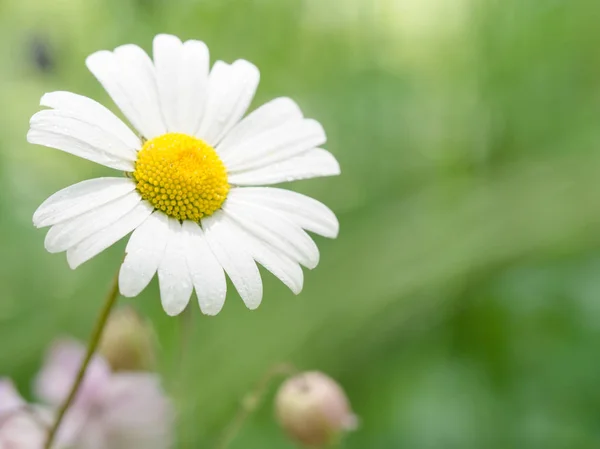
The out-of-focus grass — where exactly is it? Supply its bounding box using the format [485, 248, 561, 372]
[1, 0, 600, 448]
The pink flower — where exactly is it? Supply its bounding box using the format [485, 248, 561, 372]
[34, 339, 174, 449]
[0, 379, 48, 449]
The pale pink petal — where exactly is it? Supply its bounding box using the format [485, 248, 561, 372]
[0, 412, 47, 449]
[0, 379, 24, 413]
[100, 373, 174, 449]
[34, 339, 111, 408]
[0, 381, 51, 449]
[67, 416, 109, 449]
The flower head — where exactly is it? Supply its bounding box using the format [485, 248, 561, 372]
[28, 34, 340, 316]
[34, 339, 174, 449]
[275, 371, 357, 447]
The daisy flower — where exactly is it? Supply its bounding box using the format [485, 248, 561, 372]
[28, 34, 340, 316]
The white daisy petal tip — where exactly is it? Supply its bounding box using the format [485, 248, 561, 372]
[183, 39, 209, 55]
[25, 128, 39, 145]
[118, 212, 169, 298]
[232, 58, 260, 79]
[118, 278, 140, 298]
[198, 303, 223, 316]
[305, 258, 319, 271]
[276, 97, 302, 116]
[307, 118, 327, 142]
[118, 259, 149, 298]
[154, 33, 182, 45]
[330, 218, 340, 239]
[157, 219, 194, 316]
[181, 221, 227, 316]
[85, 50, 111, 71]
[162, 300, 189, 317]
[39, 92, 51, 106]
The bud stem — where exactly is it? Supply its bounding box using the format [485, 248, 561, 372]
[214, 363, 297, 449]
[44, 269, 121, 449]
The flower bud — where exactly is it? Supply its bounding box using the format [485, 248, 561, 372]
[98, 306, 156, 372]
[275, 371, 357, 447]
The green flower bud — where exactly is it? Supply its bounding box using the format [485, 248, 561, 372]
[98, 306, 156, 372]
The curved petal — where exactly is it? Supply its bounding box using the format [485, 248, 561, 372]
[223, 199, 319, 269]
[182, 221, 227, 316]
[153, 34, 210, 134]
[119, 212, 169, 298]
[66, 201, 153, 269]
[33, 178, 136, 228]
[216, 97, 302, 158]
[40, 91, 141, 150]
[157, 219, 193, 316]
[224, 215, 304, 295]
[86, 46, 166, 139]
[223, 119, 325, 172]
[227, 187, 339, 238]
[228, 148, 340, 186]
[27, 129, 134, 172]
[202, 211, 263, 310]
[45, 191, 141, 253]
[196, 59, 260, 146]
[30, 110, 137, 163]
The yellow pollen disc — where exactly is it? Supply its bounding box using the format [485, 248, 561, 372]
[133, 133, 229, 221]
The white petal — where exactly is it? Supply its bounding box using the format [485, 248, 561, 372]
[197, 59, 260, 146]
[181, 221, 227, 315]
[223, 119, 325, 172]
[119, 212, 170, 297]
[86, 46, 166, 139]
[27, 128, 134, 172]
[157, 219, 193, 316]
[223, 199, 319, 269]
[66, 201, 153, 269]
[30, 110, 137, 162]
[202, 211, 263, 310]
[216, 97, 302, 157]
[45, 191, 141, 253]
[222, 215, 304, 294]
[228, 148, 340, 186]
[153, 35, 210, 134]
[179, 40, 210, 134]
[40, 91, 141, 149]
[153, 34, 183, 132]
[227, 187, 339, 238]
[34, 178, 136, 228]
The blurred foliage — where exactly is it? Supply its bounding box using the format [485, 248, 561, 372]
[1, 0, 600, 448]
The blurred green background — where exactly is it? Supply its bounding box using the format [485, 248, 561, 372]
[2, 0, 600, 447]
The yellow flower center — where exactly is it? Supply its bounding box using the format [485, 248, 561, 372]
[133, 133, 229, 221]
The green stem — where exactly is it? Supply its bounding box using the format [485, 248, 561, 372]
[44, 270, 121, 449]
[213, 363, 297, 449]
[175, 306, 194, 449]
